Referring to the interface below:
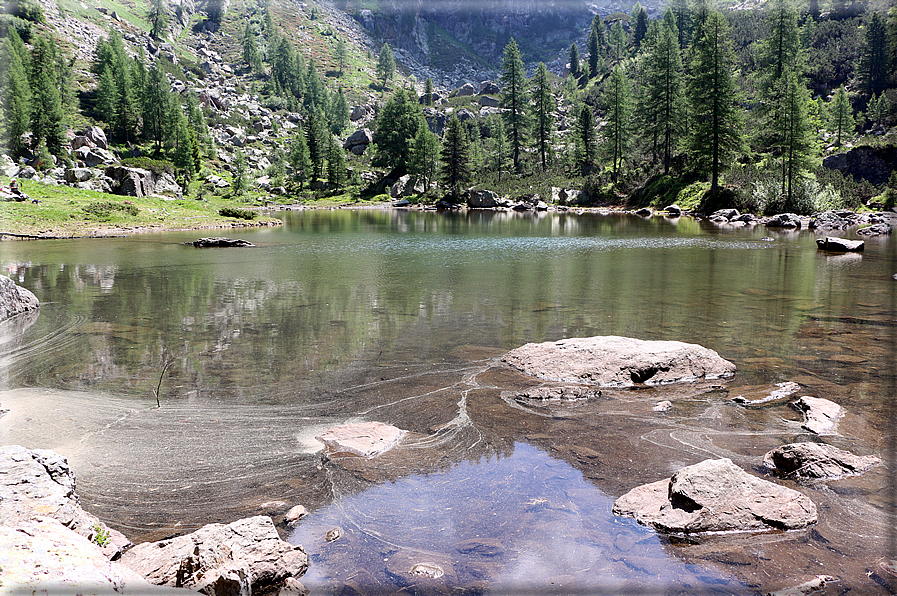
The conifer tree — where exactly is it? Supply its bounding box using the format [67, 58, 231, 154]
[531, 62, 555, 170]
[440, 114, 470, 199]
[771, 70, 815, 203]
[148, 0, 169, 40]
[609, 21, 628, 59]
[306, 109, 328, 182]
[860, 12, 890, 96]
[601, 65, 634, 183]
[409, 125, 439, 188]
[327, 88, 350, 135]
[327, 135, 346, 188]
[372, 88, 424, 173]
[499, 38, 528, 171]
[588, 15, 605, 78]
[377, 42, 396, 90]
[632, 3, 649, 50]
[424, 77, 434, 105]
[569, 43, 581, 77]
[304, 59, 325, 112]
[643, 19, 685, 174]
[231, 151, 249, 196]
[687, 10, 743, 193]
[759, 0, 803, 88]
[670, 0, 692, 48]
[486, 114, 508, 183]
[242, 23, 263, 73]
[94, 67, 119, 124]
[573, 104, 598, 176]
[334, 39, 348, 75]
[288, 129, 312, 189]
[28, 36, 65, 155]
[143, 65, 171, 153]
[1, 36, 32, 157]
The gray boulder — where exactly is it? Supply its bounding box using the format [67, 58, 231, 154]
[710, 208, 739, 221]
[816, 237, 864, 252]
[0, 445, 130, 559]
[343, 128, 373, 150]
[665, 204, 682, 216]
[466, 189, 507, 208]
[121, 516, 308, 595]
[71, 135, 95, 150]
[477, 81, 500, 95]
[822, 145, 896, 185]
[105, 166, 157, 197]
[316, 421, 406, 458]
[810, 210, 850, 230]
[502, 336, 736, 387]
[84, 125, 108, 149]
[0, 275, 39, 322]
[612, 458, 818, 533]
[478, 95, 500, 108]
[190, 238, 255, 248]
[65, 167, 93, 183]
[390, 174, 427, 198]
[636, 207, 653, 217]
[766, 213, 803, 228]
[0, 518, 189, 595]
[856, 223, 892, 236]
[792, 396, 843, 435]
[763, 442, 881, 479]
[451, 83, 475, 97]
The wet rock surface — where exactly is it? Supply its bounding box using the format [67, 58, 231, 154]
[612, 458, 818, 533]
[816, 236, 864, 252]
[316, 421, 406, 457]
[189, 237, 256, 248]
[0, 275, 39, 322]
[792, 396, 843, 435]
[120, 516, 308, 595]
[502, 336, 736, 387]
[763, 442, 880, 479]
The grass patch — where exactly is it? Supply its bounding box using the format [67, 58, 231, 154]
[218, 206, 257, 220]
[82, 200, 140, 220]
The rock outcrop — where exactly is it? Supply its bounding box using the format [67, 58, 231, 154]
[763, 442, 881, 479]
[816, 237, 864, 252]
[792, 396, 843, 435]
[189, 237, 255, 248]
[120, 516, 308, 595]
[0, 275, 39, 322]
[502, 336, 736, 387]
[612, 458, 818, 533]
[316, 421, 406, 458]
[0, 445, 130, 559]
[822, 145, 897, 186]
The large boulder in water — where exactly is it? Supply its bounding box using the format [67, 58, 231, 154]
[120, 516, 308, 595]
[0, 275, 39, 322]
[612, 458, 818, 533]
[763, 442, 881, 479]
[502, 336, 736, 387]
[816, 237, 864, 252]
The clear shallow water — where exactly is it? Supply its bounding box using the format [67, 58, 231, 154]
[0, 209, 895, 594]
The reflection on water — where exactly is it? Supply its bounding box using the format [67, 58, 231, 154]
[290, 442, 748, 595]
[0, 209, 895, 593]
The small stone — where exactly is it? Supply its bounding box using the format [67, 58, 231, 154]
[315, 421, 405, 458]
[283, 505, 308, 527]
[653, 400, 672, 412]
[763, 442, 880, 479]
[325, 527, 342, 542]
[766, 575, 837, 596]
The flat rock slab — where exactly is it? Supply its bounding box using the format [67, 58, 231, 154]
[0, 518, 190, 595]
[612, 458, 817, 533]
[189, 237, 255, 247]
[502, 336, 736, 387]
[316, 421, 406, 458]
[121, 516, 308, 595]
[0, 275, 39, 322]
[792, 396, 843, 435]
[731, 381, 800, 405]
[0, 444, 130, 559]
[763, 442, 880, 479]
[816, 237, 864, 252]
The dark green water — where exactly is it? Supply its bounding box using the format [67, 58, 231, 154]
[1, 209, 895, 594]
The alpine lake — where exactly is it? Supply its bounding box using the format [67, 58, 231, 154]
[1, 207, 895, 595]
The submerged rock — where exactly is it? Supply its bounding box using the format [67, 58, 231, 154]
[763, 442, 881, 479]
[120, 516, 308, 595]
[316, 421, 406, 458]
[0, 275, 39, 322]
[792, 396, 843, 435]
[190, 237, 255, 248]
[0, 445, 130, 559]
[512, 385, 601, 401]
[502, 336, 736, 387]
[855, 223, 892, 236]
[612, 458, 817, 533]
[816, 237, 864, 252]
[731, 381, 800, 405]
[767, 574, 838, 596]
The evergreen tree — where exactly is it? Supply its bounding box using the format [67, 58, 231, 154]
[860, 12, 890, 96]
[376, 42, 396, 90]
[148, 0, 169, 40]
[94, 67, 119, 124]
[271, 38, 296, 97]
[772, 70, 815, 204]
[28, 36, 65, 155]
[569, 42, 581, 77]
[572, 104, 598, 175]
[409, 125, 440, 188]
[372, 88, 424, 173]
[440, 114, 470, 198]
[670, 0, 692, 48]
[327, 135, 346, 188]
[1, 36, 32, 157]
[485, 114, 508, 183]
[143, 65, 171, 153]
[759, 0, 803, 88]
[242, 23, 263, 73]
[334, 39, 348, 75]
[129, 55, 147, 113]
[633, 3, 649, 50]
[424, 77, 434, 105]
[601, 65, 634, 183]
[643, 21, 685, 174]
[304, 59, 325, 112]
[288, 129, 312, 188]
[828, 85, 854, 148]
[531, 62, 555, 170]
[171, 109, 196, 183]
[326, 88, 349, 135]
[306, 109, 328, 182]
[231, 151, 249, 196]
[687, 10, 743, 193]
[610, 21, 628, 59]
[499, 38, 528, 171]
[588, 15, 605, 78]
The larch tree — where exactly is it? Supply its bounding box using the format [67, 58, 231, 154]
[588, 15, 605, 79]
[860, 12, 890, 96]
[632, 3, 649, 49]
[409, 125, 440, 189]
[771, 70, 816, 204]
[327, 135, 347, 188]
[288, 129, 312, 188]
[372, 88, 424, 174]
[424, 77, 434, 105]
[28, 36, 65, 156]
[643, 20, 685, 174]
[377, 42, 396, 90]
[670, 0, 692, 49]
[334, 39, 348, 75]
[499, 38, 528, 171]
[143, 65, 172, 153]
[531, 62, 555, 170]
[687, 10, 743, 194]
[148, 0, 169, 40]
[609, 21, 628, 60]
[306, 108, 329, 182]
[1, 35, 32, 157]
[572, 104, 598, 176]
[826, 87, 854, 148]
[440, 114, 471, 199]
[486, 114, 508, 183]
[601, 65, 634, 183]
[569, 42, 581, 77]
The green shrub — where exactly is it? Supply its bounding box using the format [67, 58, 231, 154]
[219, 206, 256, 220]
[120, 157, 174, 175]
[7, 0, 43, 23]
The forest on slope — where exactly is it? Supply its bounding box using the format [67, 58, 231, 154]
[0, 0, 896, 216]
